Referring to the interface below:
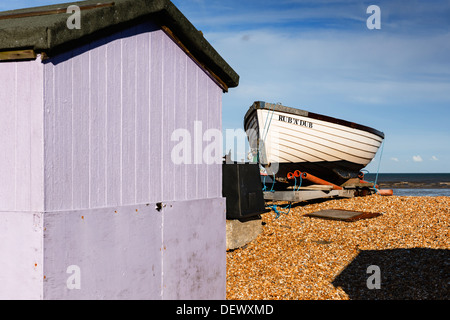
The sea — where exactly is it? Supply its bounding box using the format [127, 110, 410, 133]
[363, 173, 450, 197]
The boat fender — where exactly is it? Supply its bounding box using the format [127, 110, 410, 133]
[378, 189, 393, 196]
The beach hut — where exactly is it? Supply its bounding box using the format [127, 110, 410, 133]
[0, 0, 239, 299]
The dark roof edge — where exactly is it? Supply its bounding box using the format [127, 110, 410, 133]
[0, 0, 239, 88]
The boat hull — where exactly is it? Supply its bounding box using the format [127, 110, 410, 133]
[244, 101, 384, 186]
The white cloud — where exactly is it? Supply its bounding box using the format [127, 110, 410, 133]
[390, 157, 399, 162]
[412, 155, 423, 162]
[431, 156, 439, 161]
[214, 28, 450, 126]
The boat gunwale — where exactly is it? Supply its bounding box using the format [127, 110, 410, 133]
[244, 101, 385, 140]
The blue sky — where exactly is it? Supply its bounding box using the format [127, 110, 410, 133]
[2, 0, 449, 173]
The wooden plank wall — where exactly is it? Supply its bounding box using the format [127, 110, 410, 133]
[43, 22, 223, 212]
[0, 59, 44, 212]
[0, 21, 226, 300]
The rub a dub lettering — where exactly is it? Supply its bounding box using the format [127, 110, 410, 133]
[278, 114, 313, 128]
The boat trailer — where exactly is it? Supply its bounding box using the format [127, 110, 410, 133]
[262, 170, 380, 202]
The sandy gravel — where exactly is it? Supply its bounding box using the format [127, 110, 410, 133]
[226, 195, 450, 300]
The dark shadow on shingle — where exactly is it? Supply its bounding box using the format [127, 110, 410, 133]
[332, 248, 450, 300]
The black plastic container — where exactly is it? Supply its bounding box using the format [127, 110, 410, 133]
[222, 162, 267, 219]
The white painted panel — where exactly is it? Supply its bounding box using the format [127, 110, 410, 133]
[163, 197, 226, 300]
[121, 27, 137, 205]
[162, 34, 176, 201]
[185, 60, 199, 200]
[72, 45, 91, 210]
[105, 35, 123, 207]
[135, 29, 151, 204]
[42, 203, 162, 299]
[148, 29, 164, 204]
[0, 59, 44, 212]
[44, 51, 74, 211]
[29, 59, 45, 212]
[196, 69, 209, 200]
[15, 63, 33, 211]
[41, 197, 225, 300]
[207, 79, 222, 199]
[0, 63, 16, 210]
[174, 50, 187, 201]
[89, 38, 108, 208]
[0, 211, 43, 299]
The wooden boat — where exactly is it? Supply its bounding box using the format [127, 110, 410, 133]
[244, 101, 385, 187]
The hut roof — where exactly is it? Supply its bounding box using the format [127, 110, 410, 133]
[0, 0, 239, 89]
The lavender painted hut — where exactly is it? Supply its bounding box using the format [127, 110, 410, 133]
[0, 0, 239, 299]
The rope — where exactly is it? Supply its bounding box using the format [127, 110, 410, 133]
[265, 172, 303, 219]
[260, 103, 274, 142]
[262, 173, 276, 193]
[293, 175, 303, 191]
[374, 139, 385, 188]
[262, 103, 278, 144]
[359, 139, 385, 195]
[268, 202, 291, 219]
[257, 102, 279, 166]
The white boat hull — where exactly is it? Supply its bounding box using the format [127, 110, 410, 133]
[244, 101, 384, 185]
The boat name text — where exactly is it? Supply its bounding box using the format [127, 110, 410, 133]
[278, 115, 313, 128]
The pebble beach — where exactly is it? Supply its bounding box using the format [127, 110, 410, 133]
[226, 194, 450, 300]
